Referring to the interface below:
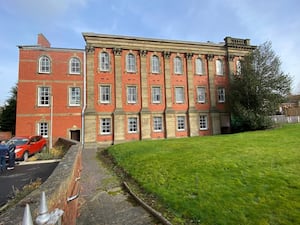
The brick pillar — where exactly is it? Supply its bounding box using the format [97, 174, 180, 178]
[186, 53, 198, 137]
[113, 48, 125, 143]
[84, 45, 97, 143]
[163, 51, 176, 138]
[140, 50, 151, 140]
[207, 54, 221, 134]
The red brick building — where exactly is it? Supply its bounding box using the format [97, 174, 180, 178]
[83, 33, 255, 145]
[16, 34, 84, 146]
[15, 33, 255, 146]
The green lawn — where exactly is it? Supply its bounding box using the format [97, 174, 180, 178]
[107, 124, 300, 225]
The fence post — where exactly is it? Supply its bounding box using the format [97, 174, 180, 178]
[35, 191, 64, 225]
[36, 192, 50, 225]
[22, 204, 34, 225]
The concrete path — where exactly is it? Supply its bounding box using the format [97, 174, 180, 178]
[77, 147, 158, 225]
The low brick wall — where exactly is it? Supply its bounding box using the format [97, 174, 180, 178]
[0, 138, 82, 225]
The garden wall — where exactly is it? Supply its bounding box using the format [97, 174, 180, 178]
[0, 138, 82, 225]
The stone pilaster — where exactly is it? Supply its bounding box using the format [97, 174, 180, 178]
[207, 54, 216, 109]
[189, 111, 199, 136]
[228, 54, 236, 80]
[113, 48, 125, 142]
[140, 50, 151, 140]
[163, 51, 176, 138]
[186, 53, 198, 137]
[163, 51, 172, 109]
[84, 44, 97, 143]
[186, 52, 195, 109]
[113, 111, 125, 143]
[207, 54, 221, 135]
[113, 48, 123, 110]
[85, 44, 96, 112]
[165, 113, 176, 138]
[211, 112, 221, 135]
[140, 50, 149, 109]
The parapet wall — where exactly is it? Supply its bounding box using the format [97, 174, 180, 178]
[0, 138, 82, 225]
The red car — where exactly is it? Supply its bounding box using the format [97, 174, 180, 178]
[7, 135, 47, 161]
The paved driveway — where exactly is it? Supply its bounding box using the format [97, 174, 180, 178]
[0, 160, 59, 207]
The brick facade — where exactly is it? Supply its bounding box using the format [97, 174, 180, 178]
[83, 34, 255, 145]
[16, 34, 84, 145]
[16, 34, 255, 146]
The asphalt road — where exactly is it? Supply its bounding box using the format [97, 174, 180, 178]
[0, 160, 59, 207]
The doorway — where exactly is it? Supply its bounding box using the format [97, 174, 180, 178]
[70, 130, 80, 142]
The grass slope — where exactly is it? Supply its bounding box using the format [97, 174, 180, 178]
[108, 124, 300, 225]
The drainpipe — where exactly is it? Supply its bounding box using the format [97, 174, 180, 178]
[81, 50, 87, 146]
[49, 95, 53, 149]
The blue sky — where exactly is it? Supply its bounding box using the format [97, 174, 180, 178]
[0, 0, 299, 105]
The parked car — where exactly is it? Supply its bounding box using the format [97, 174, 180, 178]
[6, 136, 47, 161]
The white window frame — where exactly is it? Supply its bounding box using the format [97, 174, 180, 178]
[69, 57, 81, 74]
[38, 122, 48, 138]
[197, 87, 206, 103]
[128, 117, 138, 133]
[218, 87, 226, 103]
[126, 53, 136, 72]
[152, 87, 161, 103]
[199, 115, 208, 130]
[177, 116, 185, 131]
[151, 55, 160, 73]
[216, 59, 223, 75]
[195, 58, 203, 75]
[100, 52, 110, 71]
[100, 118, 111, 134]
[39, 56, 50, 73]
[175, 87, 184, 103]
[38, 87, 50, 106]
[99, 85, 111, 103]
[174, 56, 182, 74]
[153, 116, 163, 132]
[127, 86, 137, 104]
[69, 87, 81, 106]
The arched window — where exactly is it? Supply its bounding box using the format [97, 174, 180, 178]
[100, 52, 110, 71]
[174, 56, 182, 74]
[39, 56, 51, 73]
[69, 57, 81, 74]
[195, 58, 203, 75]
[151, 55, 160, 73]
[236, 60, 242, 75]
[216, 59, 223, 75]
[126, 53, 136, 72]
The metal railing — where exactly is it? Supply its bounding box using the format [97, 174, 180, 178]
[22, 192, 63, 225]
[271, 115, 300, 124]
